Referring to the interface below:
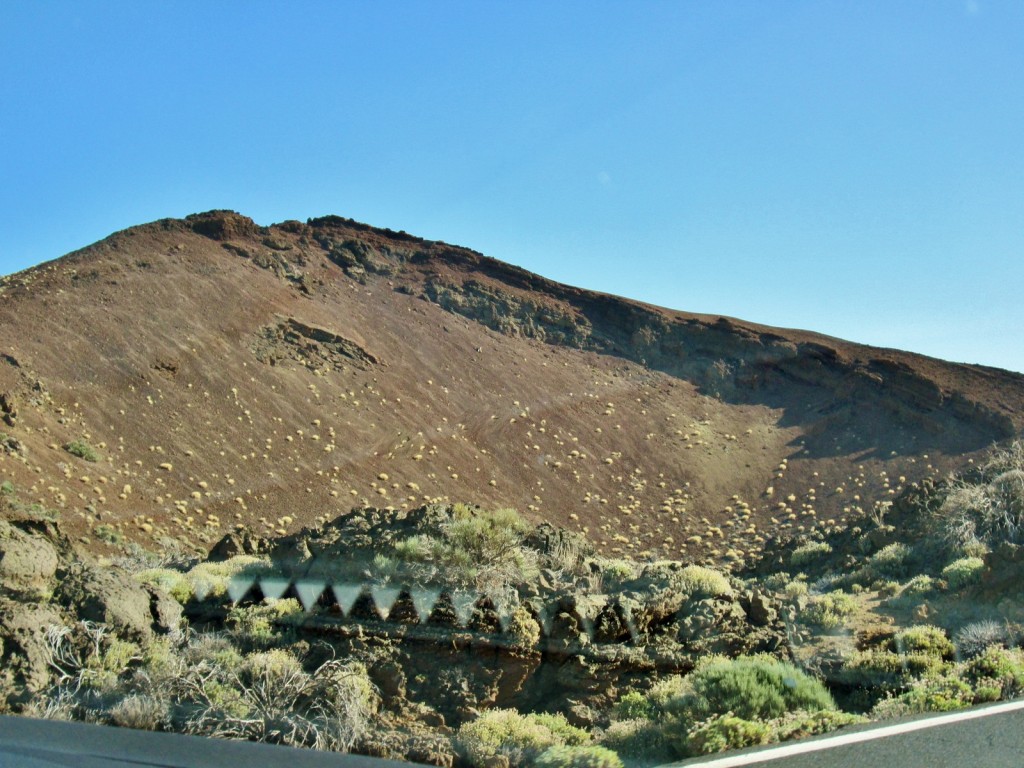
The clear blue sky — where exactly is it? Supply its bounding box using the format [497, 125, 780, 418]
[2, 1, 1022, 372]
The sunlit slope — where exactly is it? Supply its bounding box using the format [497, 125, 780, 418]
[0, 210, 1021, 563]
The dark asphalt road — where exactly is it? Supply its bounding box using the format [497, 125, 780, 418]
[671, 700, 1024, 768]
[0, 715, 406, 768]
[1, 701, 1023, 768]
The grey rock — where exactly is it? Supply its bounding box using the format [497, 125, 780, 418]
[56, 565, 157, 641]
[0, 520, 58, 598]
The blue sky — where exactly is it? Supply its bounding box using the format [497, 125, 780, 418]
[2, 1, 1022, 372]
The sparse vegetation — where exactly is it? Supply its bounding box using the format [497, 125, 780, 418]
[891, 625, 954, 659]
[94, 524, 124, 545]
[34, 620, 377, 752]
[614, 656, 851, 759]
[933, 442, 1024, 549]
[391, 506, 539, 592]
[63, 439, 99, 462]
[675, 656, 837, 722]
[4, 437, 1024, 765]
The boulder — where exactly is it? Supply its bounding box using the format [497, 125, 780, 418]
[55, 565, 176, 640]
[745, 590, 777, 627]
[0, 520, 59, 598]
[146, 584, 184, 635]
[209, 529, 266, 561]
[0, 598, 66, 695]
[186, 210, 258, 241]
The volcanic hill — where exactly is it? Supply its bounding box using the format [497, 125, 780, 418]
[1, 210, 1022, 565]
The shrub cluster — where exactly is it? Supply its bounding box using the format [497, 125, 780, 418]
[457, 709, 589, 768]
[671, 565, 733, 599]
[933, 442, 1024, 549]
[790, 541, 832, 569]
[600, 656, 851, 760]
[867, 543, 912, 580]
[801, 590, 857, 629]
[63, 440, 100, 462]
[31, 621, 377, 752]
[391, 506, 539, 593]
[941, 557, 985, 590]
[840, 622, 1024, 715]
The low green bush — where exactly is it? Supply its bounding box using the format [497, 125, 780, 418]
[963, 646, 1024, 699]
[838, 649, 947, 696]
[643, 674, 691, 716]
[401, 506, 539, 591]
[669, 656, 836, 723]
[770, 709, 866, 740]
[685, 713, 772, 755]
[891, 625, 954, 659]
[226, 599, 303, 649]
[615, 691, 653, 721]
[790, 541, 832, 569]
[599, 559, 638, 592]
[186, 555, 271, 600]
[535, 745, 623, 768]
[672, 565, 733, 598]
[872, 674, 973, 718]
[507, 606, 541, 649]
[868, 543, 911, 579]
[801, 591, 857, 629]
[900, 575, 935, 598]
[64, 440, 100, 462]
[783, 580, 809, 601]
[134, 568, 194, 604]
[599, 719, 669, 765]
[456, 709, 589, 768]
[392, 535, 435, 562]
[941, 557, 985, 590]
[93, 524, 124, 545]
[874, 580, 901, 597]
[901, 676, 974, 713]
[82, 638, 143, 691]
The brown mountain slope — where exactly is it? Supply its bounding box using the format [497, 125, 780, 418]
[0, 210, 1021, 565]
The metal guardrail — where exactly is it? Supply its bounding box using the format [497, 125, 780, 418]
[222, 574, 647, 645]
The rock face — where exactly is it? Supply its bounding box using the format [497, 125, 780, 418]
[55, 564, 181, 641]
[0, 520, 59, 598]
[0, 600, 67, 697]
[0, 515, 181, 706]
[204, 505, 792, 726]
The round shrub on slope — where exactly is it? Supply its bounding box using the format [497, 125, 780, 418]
[790, 541, 832, 569]
[671, 657, 836, 722]
[891, 625, 955, 659]
[685, 714, 772, 755]
[457, 709, 589, 768]
[535, 745, 623, 768]
[941, 557, 985, 590]
[868, 543, 911, 580]
[672, 565, 733, 599]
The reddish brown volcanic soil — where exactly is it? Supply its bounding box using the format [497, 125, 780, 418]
[1, 210, 1022, 566]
